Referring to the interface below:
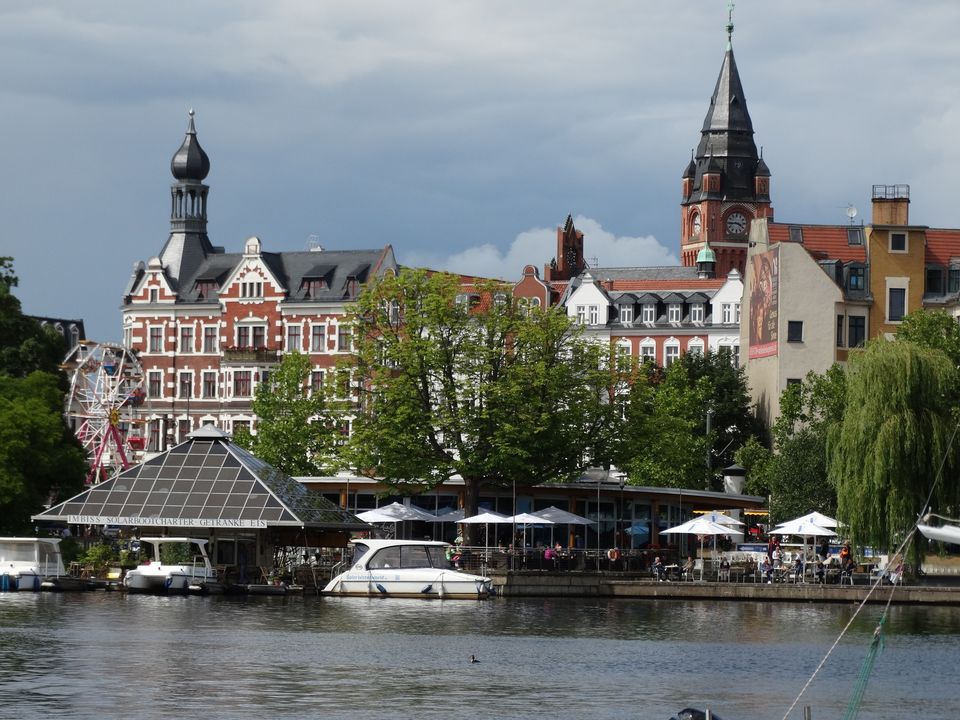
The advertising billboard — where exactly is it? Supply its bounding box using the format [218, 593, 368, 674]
[748, 246, 779, 359]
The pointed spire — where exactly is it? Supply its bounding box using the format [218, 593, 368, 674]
[726, 0, 735, 50]
[171, 109, 210, 181]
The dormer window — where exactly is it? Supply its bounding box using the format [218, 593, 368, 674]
[149, 288, 159, 303]
[690, 303, 704, 324]
[848, 266, 866, 292]
[950, 265, 960, 294]
[346, 276, 359, 298]
[926, 266, 944, 295]
[642, 304, 656, 323]
[588, 305, 600, 325]
[667, 303, 681, 323]
[301, 277, 327, 298]
[194, 279, 218, 300]
[619, 305, 634, 324]
[575, 305, 587, 325]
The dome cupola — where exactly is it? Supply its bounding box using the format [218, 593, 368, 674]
[170, 109, 210, 181]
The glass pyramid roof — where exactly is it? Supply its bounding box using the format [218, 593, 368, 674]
[35, 428, 365, 530]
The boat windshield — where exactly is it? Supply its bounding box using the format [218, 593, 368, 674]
[367, 545, 448, 570]
[351, 543, 370, 565]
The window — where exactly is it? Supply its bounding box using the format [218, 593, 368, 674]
[178, 372, 193, 399]
[721, 304, 733, 324]
[619, 305, 633, 324]
[123, 326, 132, 348]
[233, 371, 252, 397]
[847, 228, 863, 246]
[147, 419, 162, 453]
[237, 325, 266, 349]
[179, 326, 194, 354]
[926, 266, 944, 295]
[149, 288, 159, 303]
[668, 304, 681, 323]
[530, 297, 541, 310]
[836, 315, 844, 347]
[848, 316, 866, 348]
[237, 326, 250, 348]
[848, 266, 865, 292]
[588, 305, 600, 325]
[787, 321, 803, 342]
[888, 288, 906, 322]
[241, 280, 263, 298]
[203, 326, 218, 353]
[690, 303, 704, 323]
[178, 419, 191, 442]
[194, 279, 218, 299]
[149, 326, 163, 353]
[717, 344, 740, 367]
[147, 371, 162, 398]
[786, 378, 802, 387]
[337, 326, 352, 352]
[890, 232, 907, 253]
[311, 325, 327, 352]
[950, 266, 960, 294]
[640, 344, 656, 363]
[642, 304, 656, 323]
[664, 344, 680, 368]
[253, 326, 266, 348]
[494, 293, 507, 308]
[233, 420, 251, 436]
[259, 369, 272, 390]
[311, 370, 325, 394]
[336, 369, 352, 397]
[616, 343, 631, 370]
[789, 226, 804, 244]
[301, 277, 326, 298]
[202, 371, 217, 399]
[576, 306, 587, 325]
[687, 342, 704, 356]
[286, 324, 302, 352]
[735, 303, 741, 323]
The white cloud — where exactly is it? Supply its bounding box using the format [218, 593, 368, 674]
[403, 216, 678, 281]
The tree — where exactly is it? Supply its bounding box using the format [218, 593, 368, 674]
[346, 269, 616, 529]
[896, 309, 960, 369]
[829, 340, 960, 568]
[0, 257, 67, 378]
[233, 352, 344, 476]
[614, 361, 711, 488]
[0, 371, 87, 533]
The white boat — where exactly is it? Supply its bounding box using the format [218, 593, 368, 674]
[323, 539, 493, 599]
[917, 523, 960, 544]
[123, 537, 218, 594]
[0, 537, 65, 592]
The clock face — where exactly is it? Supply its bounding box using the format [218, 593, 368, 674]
[692, 213, 702, 235]
[726, 212, 748, 235]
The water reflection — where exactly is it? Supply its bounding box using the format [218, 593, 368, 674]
[1, 592, 958, 720]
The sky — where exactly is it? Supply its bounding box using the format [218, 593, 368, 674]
[3, 1, 960, 342]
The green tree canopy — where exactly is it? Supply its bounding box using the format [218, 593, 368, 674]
[830, 340, 960, 566]
[233, 352, 345, 476]
[896, 309, 960, 369]
[0, 371, 87, 533]
[0, 257, 67, 378]
[345, 269, 616, 524]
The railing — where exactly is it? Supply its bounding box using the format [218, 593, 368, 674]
[222, 347, 280, 363]
[872, 184, 909, 200]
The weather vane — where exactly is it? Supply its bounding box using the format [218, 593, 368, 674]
[726, 0, 735, 49]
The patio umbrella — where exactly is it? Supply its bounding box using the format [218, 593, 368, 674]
[660, 517, 736, 580]
[374, 501, 438, 522]
[504, 513, 555, 553]
[696, 511, 745, 527]
[769, 519, 836, 580]
[434, 508, 465, 522]
[531, 506, 594, 547]
[776, 511, 838, 529]
[458, 510, 511, 558]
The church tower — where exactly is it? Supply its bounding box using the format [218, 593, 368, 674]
[680, 6, 773, 276]
[158, 110, 217, 287]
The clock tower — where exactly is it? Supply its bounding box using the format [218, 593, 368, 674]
[680, 6, 773, 276]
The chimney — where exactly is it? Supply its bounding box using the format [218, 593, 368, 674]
[871, 184, 910, 225]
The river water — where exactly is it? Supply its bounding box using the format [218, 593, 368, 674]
[1, 592, 957, 720]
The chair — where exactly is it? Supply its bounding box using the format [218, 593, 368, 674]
[840, 568, 854, 585]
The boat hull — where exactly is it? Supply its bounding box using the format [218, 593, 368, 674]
[1, 571, 42, 592]
[124, 565, 218, 594]
[324, 570, 493, 599]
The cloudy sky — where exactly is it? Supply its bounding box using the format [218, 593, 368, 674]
[3, 1, 960, 341]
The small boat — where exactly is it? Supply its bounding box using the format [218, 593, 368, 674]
[123, 537, 219, 594]
[323, 539, 493, 599]
[917, 522, 960, 545]
[0, 537, 65, 592]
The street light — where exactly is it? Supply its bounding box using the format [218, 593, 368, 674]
[618, 472, 627, 549]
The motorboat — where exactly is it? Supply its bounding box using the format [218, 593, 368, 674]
[323, 539, 493, 599]
[0, 537, 65, 592]
[123, 537, 219, 594]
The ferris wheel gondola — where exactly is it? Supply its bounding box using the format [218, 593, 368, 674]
[62, 341, 145, 485]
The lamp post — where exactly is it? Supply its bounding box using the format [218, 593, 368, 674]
[705, 407, 714, 490]
[618, 473, 626, 549]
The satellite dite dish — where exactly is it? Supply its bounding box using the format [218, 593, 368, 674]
[846, 205, 858, 220]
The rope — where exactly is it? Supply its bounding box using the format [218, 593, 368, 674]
[840, 615, 886, 720]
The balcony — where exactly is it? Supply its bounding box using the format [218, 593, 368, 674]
[223, 347, 280, 364]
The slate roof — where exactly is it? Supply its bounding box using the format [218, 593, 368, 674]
[33, 427, 367, 530]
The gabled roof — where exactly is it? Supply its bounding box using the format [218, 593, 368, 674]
[925, 229, 960, 267]
[33, 427, 366, 530]
[769, 222, 867, 263]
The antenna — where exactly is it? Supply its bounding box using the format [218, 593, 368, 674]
[846, 205, 858, 224]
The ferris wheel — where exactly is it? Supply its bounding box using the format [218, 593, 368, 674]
[62, 341, 145, 485]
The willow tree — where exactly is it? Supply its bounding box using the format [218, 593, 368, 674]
[345, 269, 616, 530]
[830, 340, 959, 567]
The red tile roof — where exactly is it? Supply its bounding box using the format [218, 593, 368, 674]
[769, 223, 866, 263]
[610, 279, 725, 291]
[925, 228, 960, 266]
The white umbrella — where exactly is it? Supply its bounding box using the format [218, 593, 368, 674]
[769, 519, 836, 582]
[356, 509, 400, 523]
[434, 508, 465, 522]
[374, 501, 438, 522]
[776, 511, 838, 529]
[696, 511, 744, 527]
[660, 517, 735, 580]
[458, 511, 511, 558]
[504, 513, 555, 556]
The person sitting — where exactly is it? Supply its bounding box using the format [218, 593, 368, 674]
[814, 560, 825, 584]
[652, 556, 664, 581]
[792, 555, 804, 583]
[762, 558, 774, 584]
[841, 556, 857, 585]
[839, 542, 851, 565]
[718, 557, 731, 581]
[682, 555, 695, 580]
